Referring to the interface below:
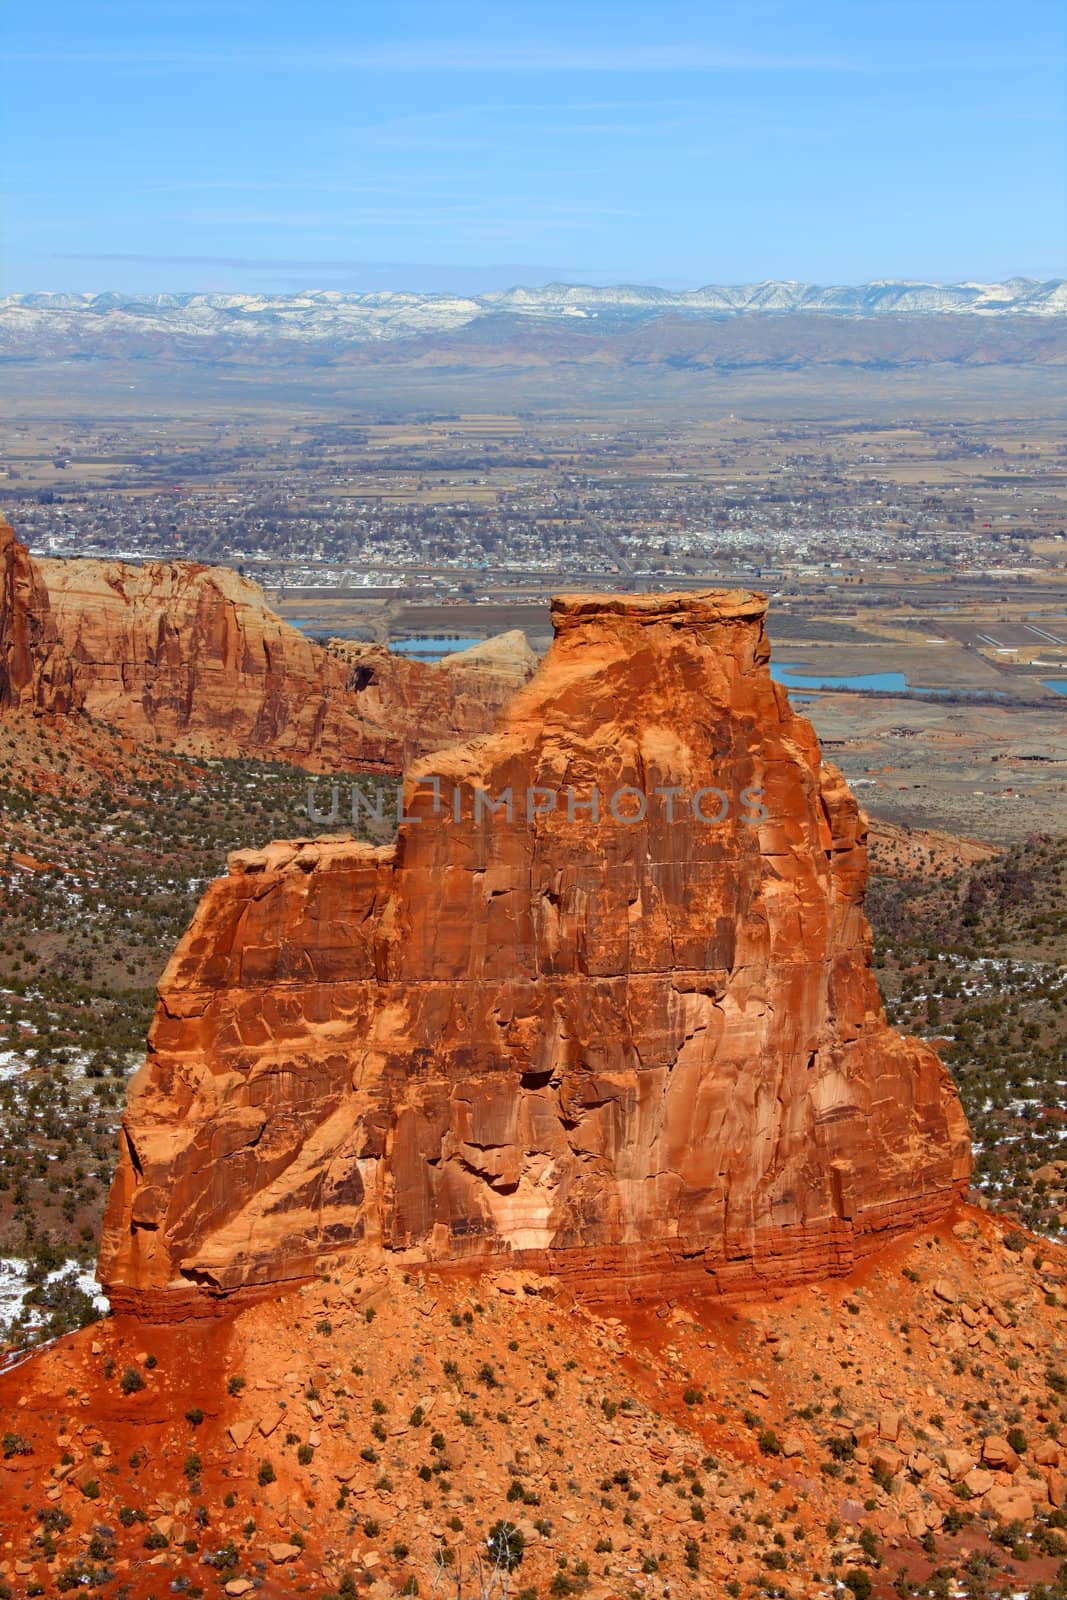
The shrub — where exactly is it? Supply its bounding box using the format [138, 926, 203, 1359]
[120, 1367, 145, 1395]
[487, 1520, 525, 1573]
[257, 1460, 276, 1486]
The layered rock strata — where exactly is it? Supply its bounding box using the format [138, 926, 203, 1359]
[39, 558, 525, 770]
[99, 589, 971, 1314]
[0, 515, 81, 714]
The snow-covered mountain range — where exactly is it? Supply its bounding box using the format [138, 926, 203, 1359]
[1, 277, 1064, 360]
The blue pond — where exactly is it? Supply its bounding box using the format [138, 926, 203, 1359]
[391, 636, 482, 658]
[770, 664, 1003, 698]
[1044, 679, 1067, 696]
[771, 665, 911, 693]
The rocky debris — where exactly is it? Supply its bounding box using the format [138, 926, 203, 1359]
[2, 1217, 1066, 1600]
[37, 552, 525, 772]
[0, 515, 80, 716]
[99, 588, 970, 1312]
[866, 817, 1001, 878]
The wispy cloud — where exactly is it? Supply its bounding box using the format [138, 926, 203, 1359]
[33, 252, 602, 293]
[345, 97, 704, 148]
[9, 42, 860, 72]
[166, 199, 633, 228]
[43, 251, 590, 274]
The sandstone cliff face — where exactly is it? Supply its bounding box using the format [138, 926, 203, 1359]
[325, 630, 537, 761]
[39, 557, 396, 771]
[39, 558, 524, 771]
[0, 516, 80, 715]
[99, 590, 970, 1313]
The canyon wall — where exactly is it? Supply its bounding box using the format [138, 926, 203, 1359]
[99, 589, 971, 1314]
[0, 515, 81, 715]
[39, 557, 526, 770]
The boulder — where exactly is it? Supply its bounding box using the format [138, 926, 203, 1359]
[942, 1448, 975, 1483]
[981, 1436, 1021, 1472]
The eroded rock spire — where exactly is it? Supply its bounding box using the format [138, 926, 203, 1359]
[99, 588, 971, 1313]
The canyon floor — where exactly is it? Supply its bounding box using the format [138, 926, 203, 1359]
[2, 1208, 1065, 1600]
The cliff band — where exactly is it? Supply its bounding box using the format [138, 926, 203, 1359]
[39, 557, 531, 771]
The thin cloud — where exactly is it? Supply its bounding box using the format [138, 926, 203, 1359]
[9, 42, 861, 72]
[44, 251, 592, 274]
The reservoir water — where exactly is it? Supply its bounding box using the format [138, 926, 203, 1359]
[770, 664, 1005, 698]
[771, 665, 911, 693]
[391, 637, 482, 658]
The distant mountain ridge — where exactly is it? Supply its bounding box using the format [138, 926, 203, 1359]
[3, 279, 1064, 366]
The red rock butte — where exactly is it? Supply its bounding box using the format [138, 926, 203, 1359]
[99, 588, 971, 1315]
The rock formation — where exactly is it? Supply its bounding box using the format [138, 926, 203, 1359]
[39, 557, 526, 770]
[325, 629, 538, 761]
[0, 515, 81, 715]
[439, 628, 539, 687]
[99, 589, 971, 1314]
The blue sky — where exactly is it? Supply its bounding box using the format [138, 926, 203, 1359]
[3, 0, 1064, 294]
